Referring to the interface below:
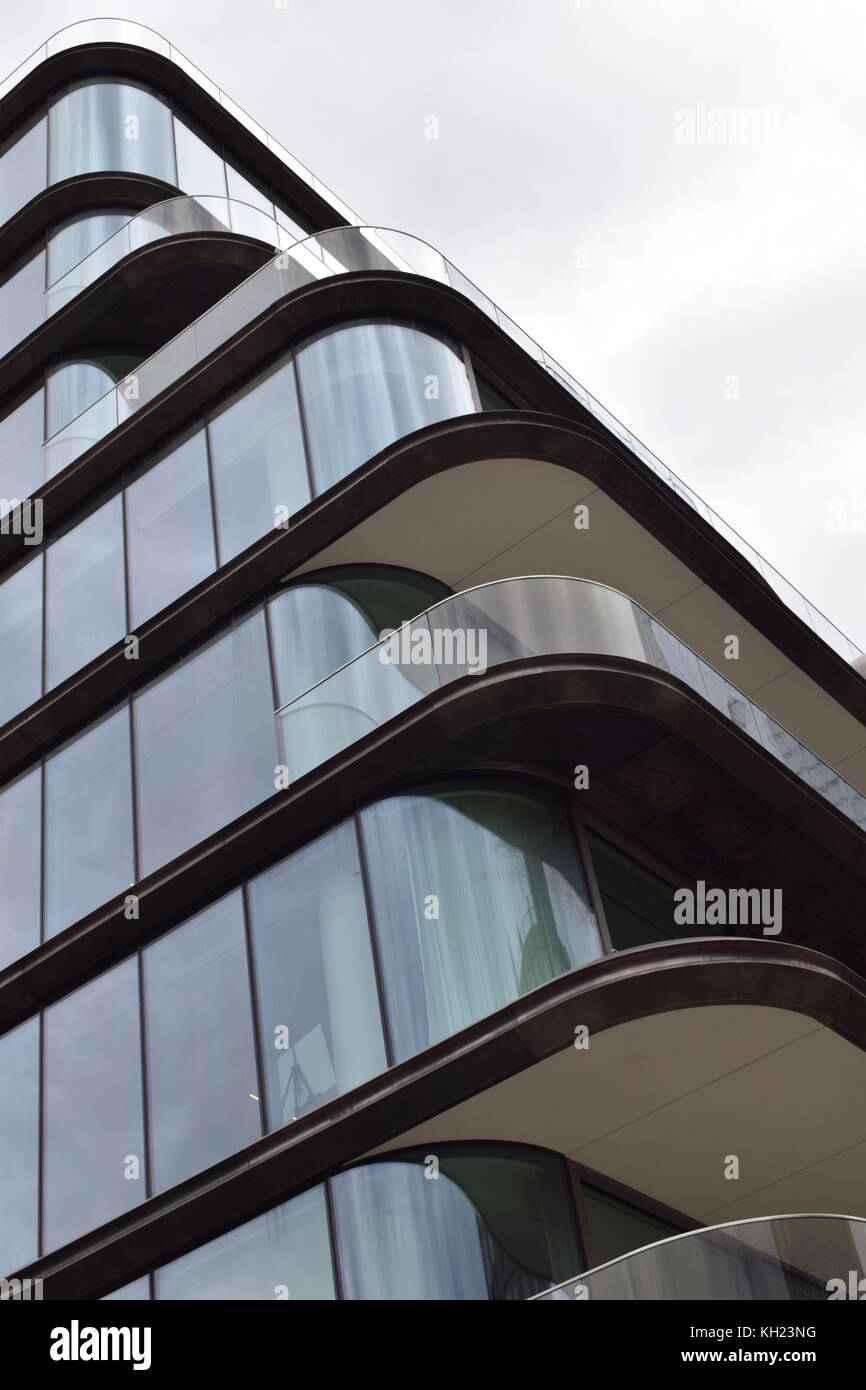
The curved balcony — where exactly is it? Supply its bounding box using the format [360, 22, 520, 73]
[534, 1214, 866, 1300]
[34, 223, 860, 662]
[277, 575, 866, 831]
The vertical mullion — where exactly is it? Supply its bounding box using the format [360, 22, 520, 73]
[240, 880, 267, 1138]
[323, 1178, 345, 1302]
[37, 1007, 45, 1259]
[290, 353, 317, 503]
[570, 804, 613, 956]
[353, 808, 396, 1069]
[136, 950, 154, 1203]
[461, 344, 483, 413]
[202, 419, 223, 569]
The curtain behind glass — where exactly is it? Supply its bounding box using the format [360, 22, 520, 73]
[361, 785, 601, 1061]
[49, 83, 176, 184]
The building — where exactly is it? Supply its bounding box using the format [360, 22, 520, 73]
[1, 20, 865, 1302]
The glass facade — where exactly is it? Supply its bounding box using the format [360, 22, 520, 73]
[125, 430, 215, 627]
[45, 495, 125, 689]
[0, 390, 44, 516]
[0, 116, 47, 227]
[0, 1018, 39, 1277]
[0, 554, 42, 725]
[49, 82, 176, 185]
[0, 250, 46, 358]
[47, 208, 134, 284]
[0, 769, 41, 971]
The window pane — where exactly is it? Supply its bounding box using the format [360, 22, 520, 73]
[361, 784, 601, 1061]
[126, 430, 215, 627]
[296, 322, 476, 494]
[45, 360, 118, 438]
[47, 208, 132, 284]
[0, 768, 41, 972]
[268, 568, 448, 707]
[134, 611, 277, 874]
[49, 82, 176, 184]
[44, 958, 145, 1252]
[582, 1186, 681, 1266]
[0, 1018, 39, 1277]
[587, 833, 688, 949]
[226, 162, 275, 238]
[0, 116, 46, 226]
[157, 1185, 335, 1300]
[0, 554, 42, 725]
[249, 820, 386, 1130]
[331, 1149, 580, 1300]
[144, 890, 261, 1192]
[475, 372, 514, 411]
[44, 707, 134, 938]
[46, 495, 125, 688]
[103, 1276, 151, 1300]
[0, 389, 44, 511]
[208, 356, 309, 562]
[173, 117, 227, 200]
[0, 250, 45, 358]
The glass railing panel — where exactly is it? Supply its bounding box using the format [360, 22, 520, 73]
[696, 657, 763, 742]
[43, 391, 118, 478]
[534, 1215, 866, 1301]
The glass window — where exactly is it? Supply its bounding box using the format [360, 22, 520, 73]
[268, 567, 449, 708]
[157, 1184, 335, 1300]
[0, 1018, 39, 1278]
[0, 250, 45, 358]
[49, 82, 176, 185]
[586, 833, 690, 949]
[226, 162, 275, 239]
[133, 611, 277, 875]
[0, 116, 47, 227]
[0, 554, 42, 726]
[208, 356, 309, 562]
[0, 389, 45, 512]
[46, 494, 126, 689]
[46, 359, 123, 438]
[361, 784, 601, 1061]
[249, 820, 386, 1129]
[103, 1276, 151, 1300]
[173, 117, 227, 201]
[44, 707, 134, 939]
[126, 430, 215, 628]
[143, 890, 261, 1192]
[0, 768, 41, 972]
[582, 1185, 682, 1267]
[47, 208, 133, 284]
[44, 957, 145, 1252]
[295, 321, 477, 494]
[331, 1148, 581, 1300]
[475, 372, 514, 411]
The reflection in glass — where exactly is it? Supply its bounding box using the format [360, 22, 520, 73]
[46, 495, 126, 689]
[44, 707, 134, 938]
[133, 611, 277, 874]
[249, 820, 386, 1129]
[157, 1185, 335, 1299]
[331, 1148, 581, 1300]
[0, 116, 47, 227]
[0, 768, 41, 972]
[47, 208, 132, 284]
[361, 784, 600, 1060]
[45, 360, 121, 438]
[126, 430, 215, 627]
[103, 1276, 151, 1300]
[44, 958, 145, 1252]
[0, 250, 45, 358]
[582, 1185, 682, 1268]
[49, 82, 176, 184]
[0, 554, 42, 725]
[173, 118, 227, 201]
[143, 891, 261, 1192]
[0, 390, 45, 513]
[296, 321, 476, 494]
[0, 1019, 39, 1277]
[208, 356, 309, 562]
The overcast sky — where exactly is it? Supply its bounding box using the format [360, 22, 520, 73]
[4, 0, 865, 647]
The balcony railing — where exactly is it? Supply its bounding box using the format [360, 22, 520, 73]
[275, 575, 866, 831]
[532, 1214, 866, 1300]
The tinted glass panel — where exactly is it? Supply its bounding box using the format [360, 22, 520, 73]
[46, 495, 125, 688]
[587, 833, 688, 948]
[0, 768, 41, 972]
[49, 82, 176, 184]
[475, 372, 514, 411]
[126, 430, 215, 627]
[582, 1186, 682, 1266]
[144, 891, 261, 1192]
[361, 785, 600, 1061]
[0, 117, 46, 227]
[157, 1185, 335, 1299]
[296, 322, 476, 494]
[0, 250, 45, 357]
[332, 1149, 580, 1300]
[249, 820, 386, 1129]
[268, 568, 448, 708]
[0, 1019, 39, 1277]
[44, 707, 134, 938]
[0, 554, 42, 725]
[134, 611, 277, 874]
[173, 118, 227, 200]
[0, 390, 44, 511]
[44, 958, 145, 1252]
[208, 356, 309, 562]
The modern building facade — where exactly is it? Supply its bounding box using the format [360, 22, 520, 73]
[1, 20, 865, 1302]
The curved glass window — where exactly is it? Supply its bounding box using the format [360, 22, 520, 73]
[332, 1148, 580, 1300]
[46, 356, 142, 439]
[360, 784, 601, 1061]
[0, 1018, 39, 1278]
[269, 567, 450, 707]
[47, 208, 134, 285]
[49, 82, 176, 185]
[295, 321, 477, 494]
